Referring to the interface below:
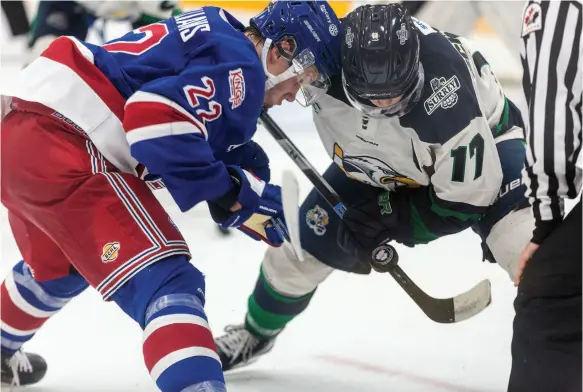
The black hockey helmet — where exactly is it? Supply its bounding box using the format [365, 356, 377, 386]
[341, 4, 424, 117]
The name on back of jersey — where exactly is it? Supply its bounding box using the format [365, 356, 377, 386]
[175, 8, 210, 42]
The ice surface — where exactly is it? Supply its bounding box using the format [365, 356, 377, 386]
[0, 52, 525, 391]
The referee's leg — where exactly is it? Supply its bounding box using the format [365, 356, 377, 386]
[508, 198, 582, 392]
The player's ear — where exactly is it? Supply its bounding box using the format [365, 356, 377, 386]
[268, 44, 281, 62]
[278, 39, 293, 55]
[265, 44, 285, 74]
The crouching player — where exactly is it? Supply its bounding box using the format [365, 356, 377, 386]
[0, 1, 341, 390]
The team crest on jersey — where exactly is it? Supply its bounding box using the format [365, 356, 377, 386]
[424, 76, 460, 115]
[522, 2, 542, 37]
[229, 68, 245, 109]
[101, 242, 120, 263]
[305, 205, 329, 236]
[333, 144, 420, 189]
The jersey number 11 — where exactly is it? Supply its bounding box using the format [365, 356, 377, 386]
[450, 133, 485, 182]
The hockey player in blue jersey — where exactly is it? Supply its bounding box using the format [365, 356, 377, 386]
[0, 1, 341, 390]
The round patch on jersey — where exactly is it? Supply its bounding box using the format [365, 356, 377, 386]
[522, 2, 543, 37]
[305, 205, 329, 236]
[101, 242, 121, 263]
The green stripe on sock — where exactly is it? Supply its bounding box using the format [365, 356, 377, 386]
[245, 266, 315, 339]
[246, 295, 296, 339]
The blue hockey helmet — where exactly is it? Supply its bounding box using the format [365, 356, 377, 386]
[250, 0, 342, 105]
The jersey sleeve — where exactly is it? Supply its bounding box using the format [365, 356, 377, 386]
[123, 60, 264, 212]
[400, 118, 503, 244]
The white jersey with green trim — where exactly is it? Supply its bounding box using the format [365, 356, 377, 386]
[312, 19, 520, 213]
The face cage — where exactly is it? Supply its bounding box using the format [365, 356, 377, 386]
[296, 70, 331, 107]
[342, 63, 425, 118]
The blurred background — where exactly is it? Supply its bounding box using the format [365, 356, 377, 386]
[1, 1, 524, 88]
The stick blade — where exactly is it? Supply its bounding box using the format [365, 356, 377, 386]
[453, 279, 492, 322]
[388, 267, 491, 324]
[281, 170, 304, 262]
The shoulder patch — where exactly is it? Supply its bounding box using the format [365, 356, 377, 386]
[522, 2, 543, 37]
[400, 33, 482, 145]
[228, 68, 245, 109]
[423, 76, 461, 115]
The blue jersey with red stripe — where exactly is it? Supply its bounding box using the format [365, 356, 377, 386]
[11, 7, 265, 212]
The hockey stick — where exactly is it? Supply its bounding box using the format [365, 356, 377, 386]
[260, 110, 492, 324]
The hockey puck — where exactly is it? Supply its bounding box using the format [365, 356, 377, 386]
[370, 244, 398, 272]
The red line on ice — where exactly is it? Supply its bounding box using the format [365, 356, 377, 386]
[313, 354, 494, 392]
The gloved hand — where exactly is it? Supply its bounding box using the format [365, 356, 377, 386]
[236, 140, 271, 183]
[337, 190, 412, 262]
[208, 166, 288, 246]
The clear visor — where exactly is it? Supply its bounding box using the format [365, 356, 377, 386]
[265, 48, 331, 107]
[342, 63, 425, 118]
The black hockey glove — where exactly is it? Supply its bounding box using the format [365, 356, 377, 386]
[337, 190, 414, 263]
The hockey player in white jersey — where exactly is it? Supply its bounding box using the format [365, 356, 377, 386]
[214, 4, 534, 371]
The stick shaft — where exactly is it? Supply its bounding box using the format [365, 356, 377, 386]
[260, 112, 346, 217]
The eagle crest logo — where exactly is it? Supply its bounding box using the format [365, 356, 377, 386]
[333, 143, 420, 189]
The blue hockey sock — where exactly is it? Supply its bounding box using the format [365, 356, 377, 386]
[0, 261, 88, 355]
[111, 255, 225, 392]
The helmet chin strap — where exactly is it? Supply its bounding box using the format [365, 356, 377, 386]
[262, 38, 297, 90]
